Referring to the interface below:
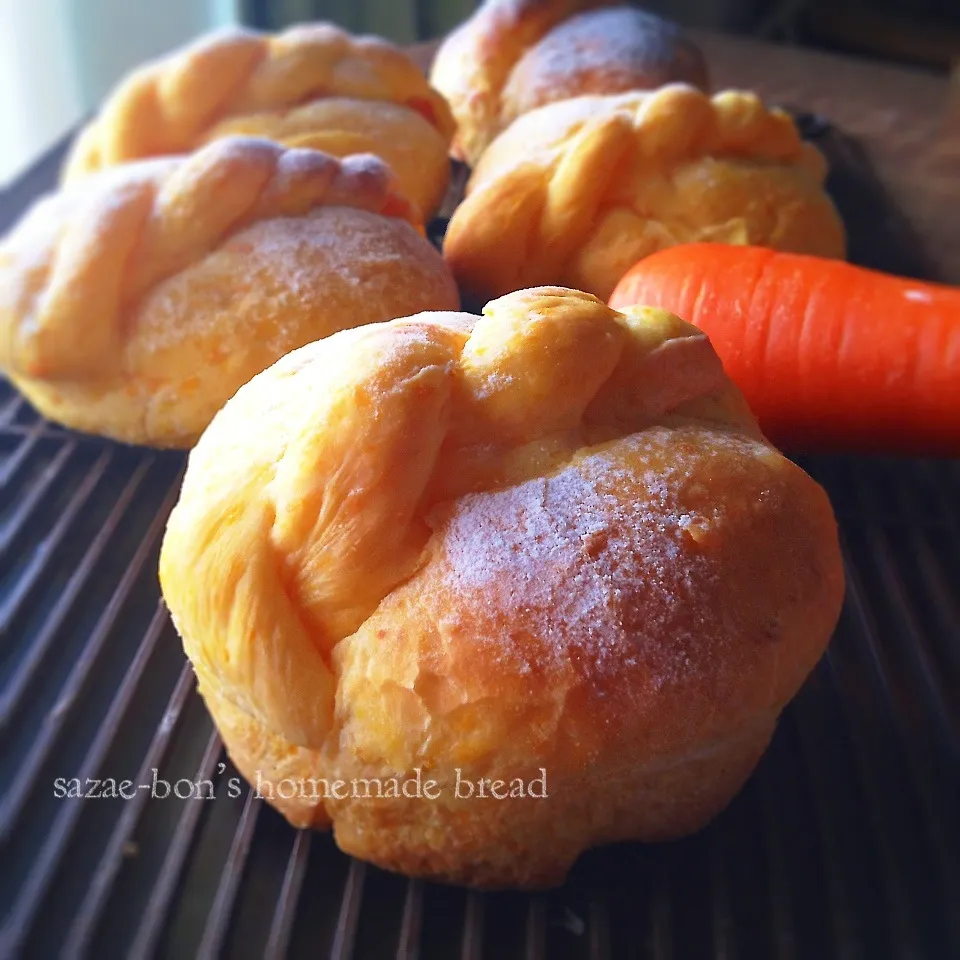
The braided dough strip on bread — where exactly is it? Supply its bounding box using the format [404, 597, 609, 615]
[1, 137, 461, 447]
[2, 138, 417, 382]
[159, 288, 843, 887]
[162, 289, 755, 738]
[61, 24, 455, 218]
[64, 23, 454, 175]
[444, 85, 845, 301]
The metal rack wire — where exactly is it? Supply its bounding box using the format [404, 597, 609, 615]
[1, 88, 959, 960]
[1, 376, 959, 959]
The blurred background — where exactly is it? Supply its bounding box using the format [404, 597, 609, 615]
[1, 0, 958, 186]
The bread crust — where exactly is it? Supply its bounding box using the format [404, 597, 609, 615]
[0, 138, 459, 447]
[159, 287, 844, 888]
[443, 85, 846, 302]
[430, 1, 708, 164]
[62, 23, 455, 218]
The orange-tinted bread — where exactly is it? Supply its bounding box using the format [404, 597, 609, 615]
[444, 86, 846, 301]
[62, 24, 456, 219]
[0, 138, 458, 447]
[160, 287, 844, 887]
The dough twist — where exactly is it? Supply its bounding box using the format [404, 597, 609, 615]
[167, 285, 748, 645]
[61, 24, 455, 218]
[444, 85, 845, 301]
[0, 137, 457, 447]
[160, 287, 844, 887]
[3, 138, 415, 381]
[160, 289, 759, 770]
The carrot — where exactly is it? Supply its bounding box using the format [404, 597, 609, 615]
[609, 243, 960, 456]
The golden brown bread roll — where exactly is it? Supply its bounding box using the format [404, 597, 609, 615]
[159, 286, 844, 889]
[0, 137, 458, 448]
[430, 0, 709, 165]
[61, 23, 456, 219]
[444, 85, 847, 302]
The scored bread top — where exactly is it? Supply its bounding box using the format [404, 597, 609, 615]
[1, 137, 418, 382]
[62, 23, 456, 180]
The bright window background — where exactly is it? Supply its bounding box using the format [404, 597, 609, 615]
[0, 0, 240, 186]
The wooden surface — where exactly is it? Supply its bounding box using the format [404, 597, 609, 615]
[3, 30, 959, 284]
[693, 30, 960, 284]
[414, 30, 960, 284]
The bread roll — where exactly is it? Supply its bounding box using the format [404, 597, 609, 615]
[430, 0, 709, 165]
[61, 23, 456, 219]
[159, 286, 844, 889]
[444, 85, 847, 302]
[0, 137, 458, 447]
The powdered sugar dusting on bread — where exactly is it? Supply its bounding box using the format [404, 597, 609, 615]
[434, 431, 736, 694]
[504, 8, 705, 117]
[127, 206, 457, 387]
[518, 8, 684, 84]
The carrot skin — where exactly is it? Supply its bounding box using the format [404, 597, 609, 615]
[609, 244, 960, 456]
